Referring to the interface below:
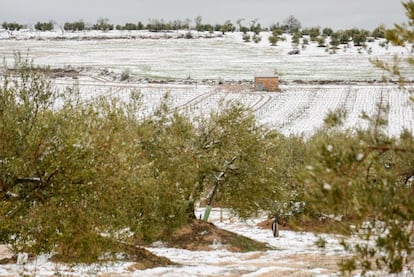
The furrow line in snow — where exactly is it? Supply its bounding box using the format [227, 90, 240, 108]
[174, 88, 221, 112]
[78, 87, 124, 107]
[251, 94, 273, 112]
[278, 90, 318, 134]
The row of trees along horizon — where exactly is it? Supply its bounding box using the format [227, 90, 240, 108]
[1, 1, 413, 276]
[2, 16, 385, 39]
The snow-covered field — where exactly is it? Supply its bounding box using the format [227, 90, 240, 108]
[0, 30, 411, 81]
[1, 29, 413, 137]
[54, 77, 414, 137]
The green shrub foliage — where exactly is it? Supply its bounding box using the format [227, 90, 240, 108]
[2, 22, 23, 31]
[64, 21, 85, 31]
[299, 121, 414, 275]
[0, 55, 290, 263]
[297, 3, 414, 272]
[34, 21, 54, 31]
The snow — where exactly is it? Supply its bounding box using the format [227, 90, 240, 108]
[0, 208, 351, 276]
[1, 29, 411, 137]
[53, 79, 414, 138]
[3, 209, 410, 276]
[0, 30, 413, 276]
[0, 30, 410, 81]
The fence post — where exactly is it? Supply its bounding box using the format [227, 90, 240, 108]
[203, 205, 212, 221]
[272, 215, 279, 237]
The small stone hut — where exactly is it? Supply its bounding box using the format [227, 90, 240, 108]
[254, 73, 279, 92]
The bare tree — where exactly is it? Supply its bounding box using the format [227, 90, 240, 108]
[283, 15, 302, 33]
[195, 16, 202, 30]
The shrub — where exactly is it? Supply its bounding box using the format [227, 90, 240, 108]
[242, 33, 251, 42]
[330, 32, 340, 49]
[308, 27, 321, 41]
[352, 32, 367, 46]
[371, 24, 386, 38]
[64, 21, 85, 31]
[269, 28, 283, 46]
[120, 69, 131, 81]
[268, 35, 278, 46]
[322, 27, 334, 37]
[317, 36, 326, 47]
[34, 21, 54, 31]
[291, 32, 301, 46]
[252, 34, 261, 43]
[2, 22, 23, 31]
[93, 18, 113, 31]
[185, 31, 193, 39]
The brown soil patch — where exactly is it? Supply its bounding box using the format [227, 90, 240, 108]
[281, 253, 342, 272]
[163, 219, 270, 252]
[123, 245, 176, 270]
[49, 68, 80, 78]
[257, 218, 282, 230]
[6, 67, 80, 79]
[0, 243, 173, 269]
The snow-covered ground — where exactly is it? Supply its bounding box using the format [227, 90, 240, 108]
[2, 208, 412, 276]
[0, 30, 411, 81]
[0, 208, 350, 277]
[53, 76, 414, 138]
[2, 30, 412, 137]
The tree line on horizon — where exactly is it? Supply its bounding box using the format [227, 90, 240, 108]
[1, 17, 386, 51]
[1, 16, 386, 39]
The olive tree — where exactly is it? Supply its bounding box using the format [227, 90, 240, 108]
[269, 27, 283, 46]
[34, 21, 54, 31]
[300, 2, 414, 274]
[2, 22, 23, 31]
[64, 21, 85, 31]
[374, 0, 414, 90]
[301, 119, 414, 275]
[0, 55, 112, 262]
[93, 18, 114, 31]
[371, 24, 386, 39]
[0, 56, 186, 262]
[170, 103, 280, 219]
[322, 27, 334, 37]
